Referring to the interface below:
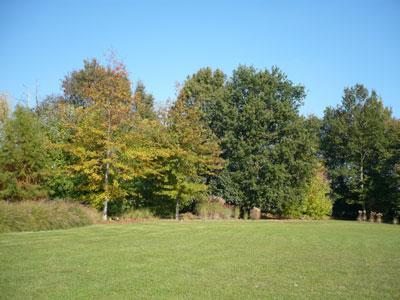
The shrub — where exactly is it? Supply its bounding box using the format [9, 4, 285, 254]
[196, 197, 231, 219]
[302, 164, 332, 219]
[180, 212, 198, 220]
[231, 206, 240, 219]
[118, 208, 156, 220]
[0, 200, 100, 233]
[283, 200, 304, 219]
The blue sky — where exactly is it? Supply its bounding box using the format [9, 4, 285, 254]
[1, 0, 399, 117]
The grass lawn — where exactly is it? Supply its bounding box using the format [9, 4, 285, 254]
[1, 220, 399, 299]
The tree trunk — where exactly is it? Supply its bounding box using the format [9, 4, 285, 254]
[103, 106, 112, 221]
[103, 160, 110, 221]
[175, 198, 180, 220]
[102, 199, 108, 221]
[360, 156, 365, 211]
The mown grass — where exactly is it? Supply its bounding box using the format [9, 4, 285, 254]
[0, 220, 399, 299]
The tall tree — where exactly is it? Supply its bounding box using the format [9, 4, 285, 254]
[178, 66, 318, 216]
[321, 84, 394, 218]
[158, 97, 223, 219]
[177, 67, 228, 137]
[367, 117, 400, 217]
[35, 95, 77, 199]
[0, 105, 49, 201]
[62, 58, 138, 219]
[62, 59, 109, 107]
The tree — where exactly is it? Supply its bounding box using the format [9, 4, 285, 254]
[116, 98, 223, 219]
[59, 57, 222, 219]
[160, 99, 223, 220]
[321, 84, 394, 218]
[177, 67, 227, 137]
[35, 95, 77, 199]
[387, 120, 400, 216]
[62, 59, 109, 107]
[133, 81, 156, 119]
[0, 105, 49, 201]
[178, 66, 317, 216]
[62, 58, 138, 220]
[368, 118, 400, 218]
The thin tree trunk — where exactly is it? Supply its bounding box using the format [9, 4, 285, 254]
[102, 198, 108, 221]
[360, 155, 365, 211]
[175, 198, 180, 220]
[103, 107, 112, 221]
[103, 160, 110, 221]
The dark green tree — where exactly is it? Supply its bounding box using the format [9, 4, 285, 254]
[321, 84, 395, 218]
[367, 118, 400, 218]
[177, 67, 228, 137]
[133, 81, 157, 119]
[0, 105, 50, 201]
[178, 66, 318, 216]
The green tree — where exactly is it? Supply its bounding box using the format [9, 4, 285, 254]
[321, 84, 394, 218]
[0, 105, 49, 201]
[368, 118, 400, 217]
[177, 67, 228, 137]
[35, 95, 77, 199]
[133, 81, 157, 119]
[160, 100, 223, 219]
[178, 66, 317, 216]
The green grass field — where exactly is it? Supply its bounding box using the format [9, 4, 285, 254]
[1, 220, 399, 299]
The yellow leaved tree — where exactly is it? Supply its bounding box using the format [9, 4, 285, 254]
[62, 58, 159, 219]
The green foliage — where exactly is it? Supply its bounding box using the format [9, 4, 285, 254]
[1, 59, 398, 223]
[177, 67, 227, 136]
[0, 200, 99, 232]
[0, 106, 50, 201]
[302, 164, 332, 219]
[179, 66, 317, 216]
[61, 59, 142, 218]
[321, 84, 398, 218]
[133, 81, 156, 119]
[157, 97, 223, 219]
[118, 208, 156, 220]
[370, 118, 400, 217]
[36, 96, 77, 199]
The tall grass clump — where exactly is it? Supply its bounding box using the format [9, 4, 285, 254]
[0, 200, 100, 233]
[118, 208, 156, 220]
[196, 197, 232, 219]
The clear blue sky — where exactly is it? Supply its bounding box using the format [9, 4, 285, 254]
[1, 0, 399, 117]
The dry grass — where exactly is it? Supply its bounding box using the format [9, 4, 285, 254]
[0, 200, 100, 232]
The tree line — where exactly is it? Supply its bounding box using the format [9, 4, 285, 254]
[0, 58, 398, 220]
